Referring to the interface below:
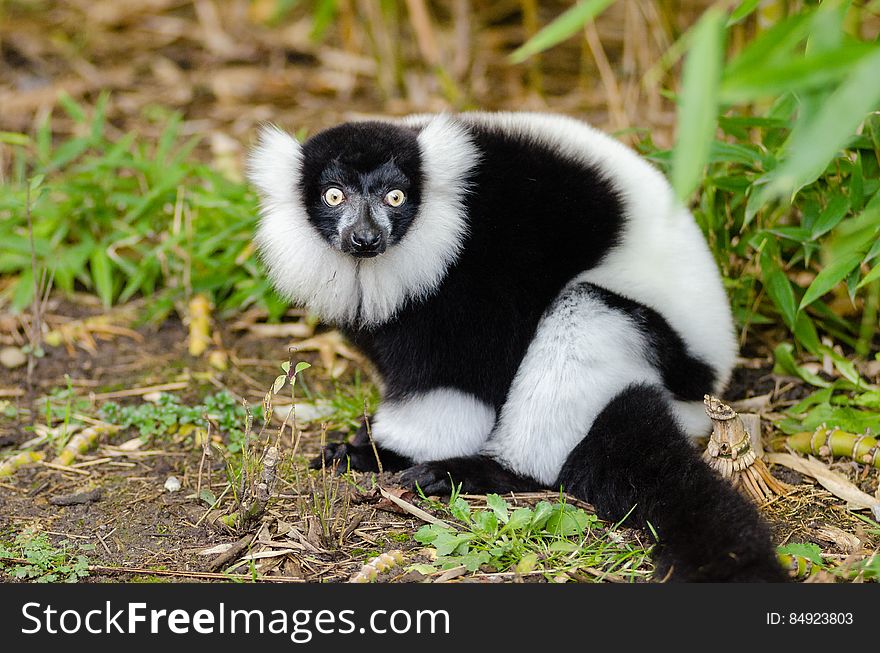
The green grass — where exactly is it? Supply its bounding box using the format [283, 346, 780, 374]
[413, 487, 653, 582]
[0, 93, 285, 322]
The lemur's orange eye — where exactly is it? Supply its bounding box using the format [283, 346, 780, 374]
[385, 189, 406, 207]
[323, 187, 345, 206]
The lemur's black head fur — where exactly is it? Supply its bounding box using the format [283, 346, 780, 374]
[300, 122, 423, 258]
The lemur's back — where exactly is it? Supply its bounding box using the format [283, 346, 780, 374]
[451, 112, 738, 395]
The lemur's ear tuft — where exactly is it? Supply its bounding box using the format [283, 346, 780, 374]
[247, 124, 303, 199]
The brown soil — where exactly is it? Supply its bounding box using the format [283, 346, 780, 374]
[1, 297, 877, 583]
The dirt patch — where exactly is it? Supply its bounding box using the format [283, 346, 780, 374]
[1, 299, 878, 583]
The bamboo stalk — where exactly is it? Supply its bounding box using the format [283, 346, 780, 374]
[0, 451, 45, 478]
[772, 427, 880, 469]
[52, 424, 119, 467]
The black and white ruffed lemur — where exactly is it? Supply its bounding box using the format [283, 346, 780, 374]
[248, 112, 785, 581]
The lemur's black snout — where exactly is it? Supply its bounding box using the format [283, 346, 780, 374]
[344, 206, 387, 257]
[351, 229, 382, 248]
[348, 228, 385, 257]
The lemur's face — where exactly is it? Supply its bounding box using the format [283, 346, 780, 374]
[300, 122, 422, 258]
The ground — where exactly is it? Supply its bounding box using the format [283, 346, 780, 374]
[0, 295, 877, 583]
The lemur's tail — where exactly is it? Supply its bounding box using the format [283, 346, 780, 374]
[556, 383, 786, 582]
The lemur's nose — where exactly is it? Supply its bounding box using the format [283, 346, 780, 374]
[350, 230, 382, 249]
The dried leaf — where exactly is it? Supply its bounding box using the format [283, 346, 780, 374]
[766, 453, 879, 510]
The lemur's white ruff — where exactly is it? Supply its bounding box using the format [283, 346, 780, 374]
[250, 116, 479, 325]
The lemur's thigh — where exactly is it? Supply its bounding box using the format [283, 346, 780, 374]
[482, 283, 663, 485]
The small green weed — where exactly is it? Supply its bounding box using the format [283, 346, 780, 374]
[100, 390, 247, 450]
[0, 532, 91, 583]
[413, 488, 652, 581]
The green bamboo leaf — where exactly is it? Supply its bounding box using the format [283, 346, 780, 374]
[856, 261, 880, 289]
[810, 194, 849, 240]
[773, 343, 830, 388]
[89, 249, 114, 308]
[509, 0, 615, 64]
[805, 0, 846, 55]
[724, 11, 813, 79]
[819, 346, 864, 387]
[670, 8, 725, 201]
[793, 312, 821, 354]
[721, 42, 878, 104]
[761, 48, 880, 200]
[760, 247, 798, 330]
[727, 0, 761, 26]
[799, 253, 863, 311]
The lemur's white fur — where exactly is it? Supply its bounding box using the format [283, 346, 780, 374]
[371, 388, 497, 462]
[250, 126, 361, 322]
[249, 116, 479, 325]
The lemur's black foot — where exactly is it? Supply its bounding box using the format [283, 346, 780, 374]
[398, 455, 541, 496]
[309, 421, 413, 473]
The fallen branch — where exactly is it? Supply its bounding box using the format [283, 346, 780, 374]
[207, 533, 256, 571]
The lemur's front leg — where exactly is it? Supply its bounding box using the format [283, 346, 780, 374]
[398, 457, 541, 496]
[310, 421, 413, 472]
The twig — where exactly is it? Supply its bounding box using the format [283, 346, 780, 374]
[89, 382, 189, 401]
[0, 557, 304, 582]
[378, 487, 451, 528]
[39, 461, 91, 476]
[207, 533, 256, 571]
[364, 400, 382, 474]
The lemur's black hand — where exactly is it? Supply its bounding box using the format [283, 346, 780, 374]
[309, 442, 384, 473]
[309, 423, 413, 473]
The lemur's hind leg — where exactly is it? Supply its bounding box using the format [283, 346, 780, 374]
[557, 383, 785, 582]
